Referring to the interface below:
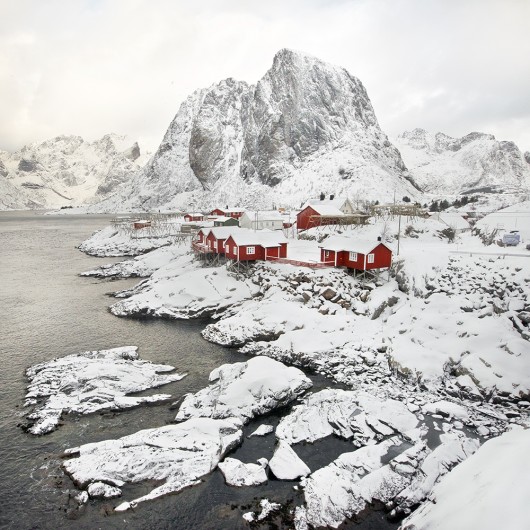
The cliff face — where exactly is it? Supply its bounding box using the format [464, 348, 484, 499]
[395, 128, 530, 194]
[95, 49, 417, 212]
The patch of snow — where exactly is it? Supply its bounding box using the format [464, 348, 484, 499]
[269, 440, 311, 480]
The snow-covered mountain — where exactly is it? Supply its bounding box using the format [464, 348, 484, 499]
[395, 128, 530, 195]
[0, 134, 144, 210]
[94, 49, 420, 212]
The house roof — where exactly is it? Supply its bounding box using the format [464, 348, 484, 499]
[208, 226, 238, 239]
[227, 229, 287, 247]
[242, 210, 284, 221]
[320, 236, 391, 254]
[438, 213, 471, 230]
[184, 212, 203, 217]
[306, 197, 350, 210]
[212, 207, 245, 214]
[303, 204, 346, 217]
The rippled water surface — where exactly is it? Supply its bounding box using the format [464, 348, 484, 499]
[0, 211, 397, 530]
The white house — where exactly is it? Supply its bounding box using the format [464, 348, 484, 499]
[239, 210, 284, 231]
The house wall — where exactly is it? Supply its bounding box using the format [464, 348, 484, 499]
[279, 243, 287, 258]
[320, 244, 392, 270]
[206, 232, 227, 254]
[297, 206, 320, 231]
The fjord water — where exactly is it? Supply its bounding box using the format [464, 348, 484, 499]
[0, 212, 396, 530]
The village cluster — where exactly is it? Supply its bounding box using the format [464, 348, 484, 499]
[123, 195, 482, 277]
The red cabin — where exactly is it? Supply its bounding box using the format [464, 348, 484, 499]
[205, 226, 235, 254]
[184, 212, 204, 222]
[224, 231, 288, 262]
[210, 208, 245, 219]
[297, 205, 346, 231]
[133, 219, 151, 230]
[320, 238, 392, 271]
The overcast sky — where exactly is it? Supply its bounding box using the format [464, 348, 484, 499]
[1, 0, 529, 154]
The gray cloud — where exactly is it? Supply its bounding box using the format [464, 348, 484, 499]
[0, 0, 528, 154]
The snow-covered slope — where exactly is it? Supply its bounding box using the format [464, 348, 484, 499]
[0, 134, 144, 210]
[93, 49, 420, 212]
[395, 128, 530, 195]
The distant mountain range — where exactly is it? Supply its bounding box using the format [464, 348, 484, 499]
[394, 128, 530, 195]
[0, 134, 144, 210]
[2, 49, 529, 212]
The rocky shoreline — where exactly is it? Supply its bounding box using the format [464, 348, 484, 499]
[46, 225, 530, 528]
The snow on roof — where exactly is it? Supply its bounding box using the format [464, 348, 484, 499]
[208, 226, 239, 239]
[304, 204, 346, 217]
[184, 212, 203, 216]
[227, 229, 287, 247]
[320, 236, 390, 254]
[242, 210, 284, 221]
[306, 197, 349, 210]
[212, 207, 245, 213]
[438, 213, 471, 230]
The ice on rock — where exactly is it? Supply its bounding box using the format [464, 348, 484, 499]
[63, 417, 243, 511]
[276, 389, 419, 445]
[399, 429, 530, 530]
[269, 440, 311, 480]
[218, 457, 268, 486]
[24, 346, 186, 435]
[175, 356, 312, 424]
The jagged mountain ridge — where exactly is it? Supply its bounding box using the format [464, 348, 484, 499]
[395, 128, 530, 195]
[94, 49, 420, 211]
[0, 134, 144, 210]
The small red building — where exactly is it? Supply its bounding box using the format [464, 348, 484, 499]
[133, 219, 151, 230]
[183, 212, 204, 222]
[224, 231, 288, 262]
[297, 204, 348, 231]
[320, 237, 392, 271]
[210, 208, 245, 219]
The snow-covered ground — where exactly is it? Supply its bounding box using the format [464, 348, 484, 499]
[24, 346, 186, 435]
[399, 427, 530, 530]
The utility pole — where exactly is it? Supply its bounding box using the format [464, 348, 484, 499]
[397, 213, 401, 256]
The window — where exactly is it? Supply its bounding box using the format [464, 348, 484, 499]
[349, 252, 357, 261]
[247, 246, 256, 255]
[367, 253, 374, 264]
[325, 250, 330, 258]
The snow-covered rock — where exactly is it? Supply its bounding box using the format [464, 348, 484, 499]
[399, 428, 530, 530]
[110, 260, 258, 320]
[268, 440, 310, 480]
[63, 417, 243, 511]
[78, 225, 173, 257]
[243, 499, 282, 523]
[87, 482, 122, 499]
[276, 389, 419, 446]
[248, 424, 274, 437]
[0, 134, 144, 210]
[218, 457, 268, 486]
[81, 244, 189, 278]
[302, 429, 479, 529]
[24, 346, 185, 435]
[175, 356, 312, 423]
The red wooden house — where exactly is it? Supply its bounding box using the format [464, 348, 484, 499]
[133, 219, 151, 229]
[320, 237, 392, 271]
[210, 207, 245, 219]
[297, 204, 346, 231]
[224, 230, 288, 262]
[205, 226, 235, 254]
[183, 212, 204, 222]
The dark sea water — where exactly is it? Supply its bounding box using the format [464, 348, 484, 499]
[0, 211, 397, 530]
